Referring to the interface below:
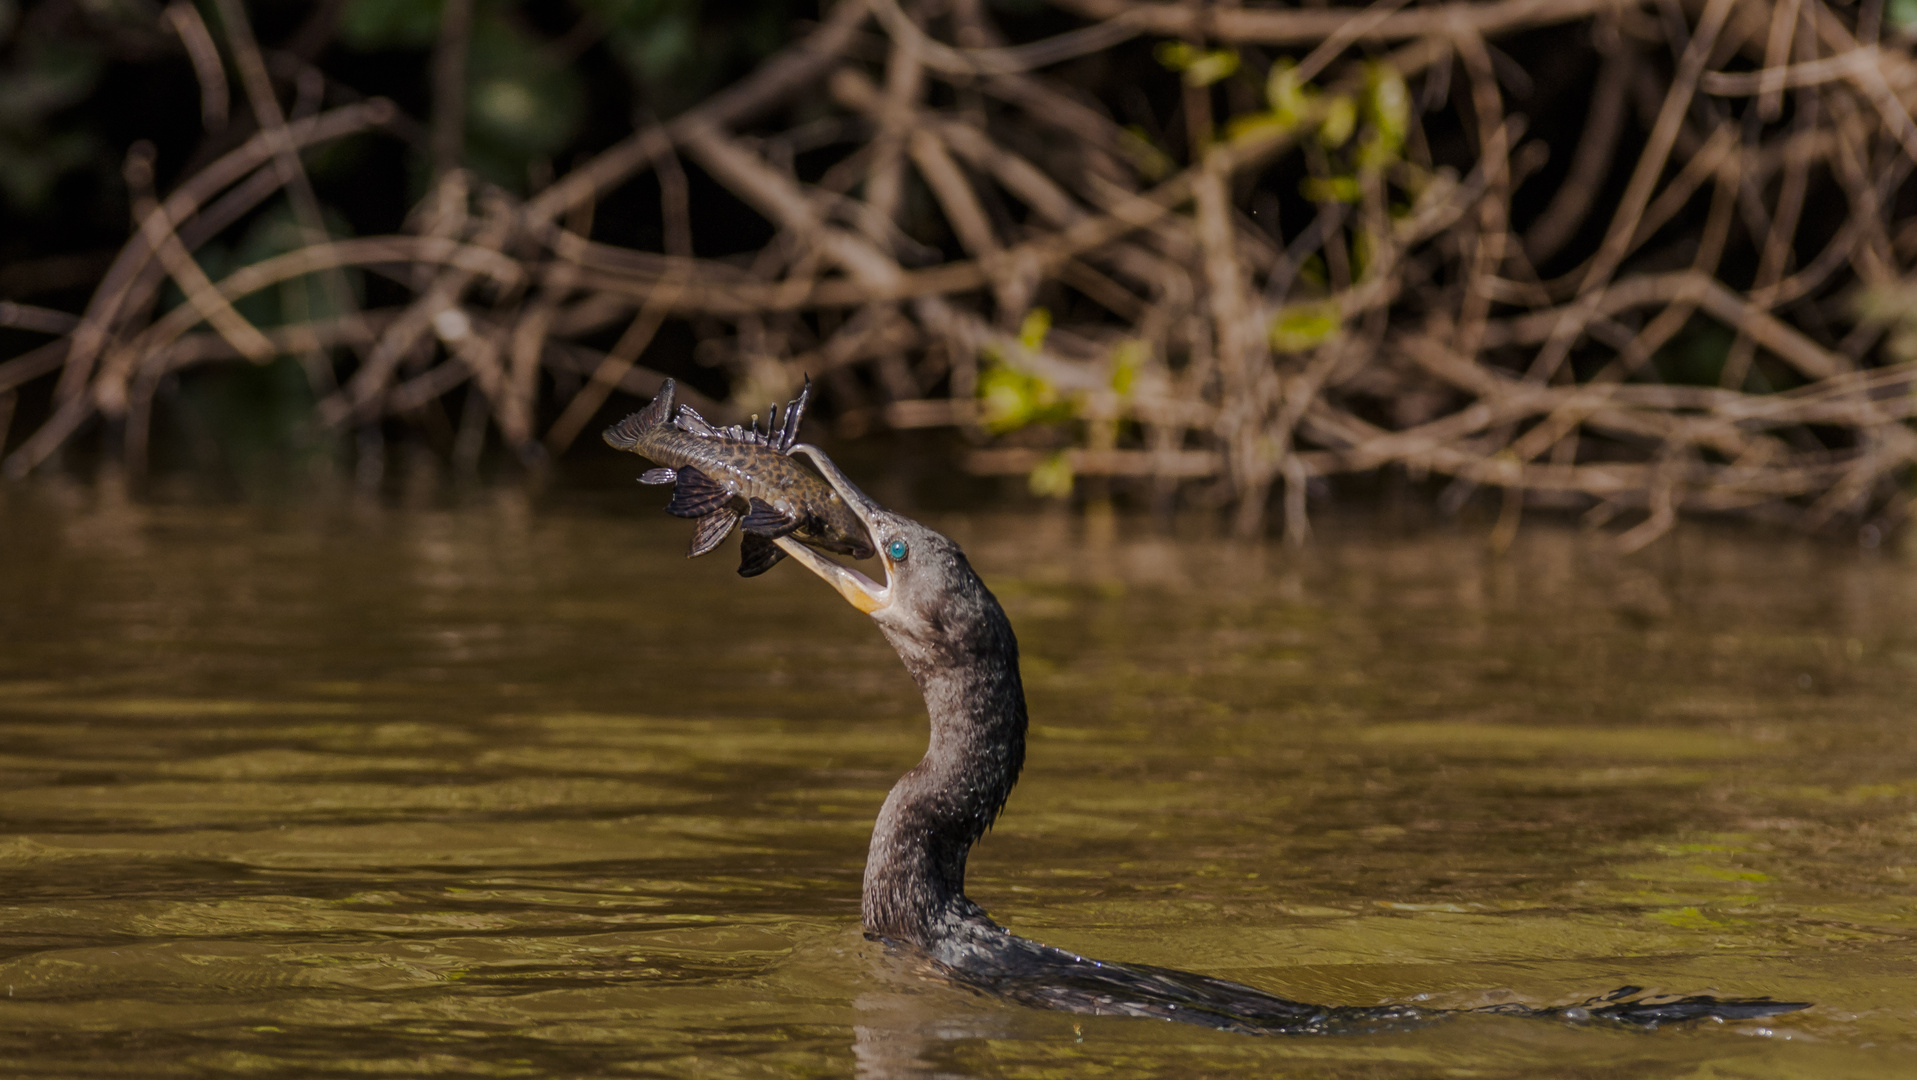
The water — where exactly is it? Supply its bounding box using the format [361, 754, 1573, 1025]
[2, 477, 1914, 1077]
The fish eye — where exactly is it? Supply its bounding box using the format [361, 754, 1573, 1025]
[885, 538, 909, 562]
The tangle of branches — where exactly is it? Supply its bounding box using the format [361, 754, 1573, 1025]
[3, 0, 1916, 552]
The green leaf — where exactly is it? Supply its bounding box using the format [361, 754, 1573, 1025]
[0, 129, 98, 210]
[338, 0, 443, 50]
[978, 361, 1073, 435]
[1265, 59, 1312, 124]
[1224, 110, 1294, 144]
[1110, 340, 1148, 396]
[1300, 176, 1362, 204]
[1182, 49, 1239, 88]
[227, 202, 363, 329]
[0, 38, 105, 127]
[1318, 95, 1357, 148]
[465, 15, 585, 159]
[1155, 41, 1238, 87]
[1365, 63, 1410, 150]
[1119, 126, 1173, 180]
[607, 10, 697, 82]
[1358, 63, 1410, 171]
[1297, 254, 1328, 289]
[1017, 307, 1052, 351]
[1269, 301, 1343, 353]
[1028, 452, 1075, 499]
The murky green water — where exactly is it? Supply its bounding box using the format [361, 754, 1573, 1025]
[2, 477, 1914, 1078]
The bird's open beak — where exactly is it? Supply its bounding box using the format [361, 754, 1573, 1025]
[774, 444, 893, 614]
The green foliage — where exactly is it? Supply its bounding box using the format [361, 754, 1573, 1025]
[584, 0, 796, 115]
[978, 309, 1075, 434]
[1109, 339, 1147, 396]
[1269, 300, 1342, 353]
[981, 329, 1148, 501]
[1017, 307, 1051, 351]
[1027, 451, 1074, 499]
[337, 0, 446, 49]
[0, 30, 105, 210]
[1654, 319, 1735, 386]
[337, 0, 585, 189]
[1119, 124, 1174, 180]
[465, 14, 584, 161]
[1222, 110, 1290, 144]
[1856, 280, 1917, 363]
[1300, 175, 1360, 203]
[0, 127, 98, 210]
[1356, 63, 1409, 172]
[1154, 41, 1238, 87]
[174, 353, 333, 487]
[1265, 60, 1309, 124]
[978, 363, 1072, 434]
[1240, 58, 1410, 214]
[225, 203, 364, 329]
[585, 0, 700, 81]
[1317, 95, 1356, 148]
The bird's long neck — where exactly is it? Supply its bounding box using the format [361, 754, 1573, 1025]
[862, 601, 1027, 946]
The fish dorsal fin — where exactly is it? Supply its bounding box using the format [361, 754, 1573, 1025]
[716, 420, 763, 446]
[603, 379, 676, 450]
[675, 406, 719, 438]
[664, 379, 808, 449]
[774, 378, 810, 453]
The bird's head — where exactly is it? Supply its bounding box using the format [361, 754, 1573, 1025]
[775, 445, 998, 663]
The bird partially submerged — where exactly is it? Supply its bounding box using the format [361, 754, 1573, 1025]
[666, 440, 1811, 1033]
[603, 380, 874, 577]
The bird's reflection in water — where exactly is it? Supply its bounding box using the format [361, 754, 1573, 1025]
[849, 948, 1030, 1080]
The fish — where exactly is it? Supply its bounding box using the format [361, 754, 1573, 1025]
[602, 378, 875, 577]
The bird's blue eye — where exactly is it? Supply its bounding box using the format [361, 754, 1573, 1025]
[886, 538, 909, 561]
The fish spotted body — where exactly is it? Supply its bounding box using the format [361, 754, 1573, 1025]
[602, 380, 874, 576]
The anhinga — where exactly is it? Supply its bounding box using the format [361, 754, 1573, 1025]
[763, 443, 1806, 1034]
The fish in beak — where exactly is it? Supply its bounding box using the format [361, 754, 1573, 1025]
[772, 444, 893, 614]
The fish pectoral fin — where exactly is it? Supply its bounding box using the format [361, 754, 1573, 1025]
[737, 533, 788, 577]
[664, 466, 733, 518]
[687, 508, 738, 557]
[638, 468, 677, 485]
[739, 497, 801, 538]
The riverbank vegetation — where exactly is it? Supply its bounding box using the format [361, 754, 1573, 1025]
[3, 0, 1916, 550]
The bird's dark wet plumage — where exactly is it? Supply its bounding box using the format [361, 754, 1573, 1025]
[760, 445, 1810, 1035]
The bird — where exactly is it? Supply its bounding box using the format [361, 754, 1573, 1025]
[762, 443, 1808, 1035]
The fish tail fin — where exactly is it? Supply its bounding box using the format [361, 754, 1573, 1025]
[738, 533, 787, 577]
[602, 379, 677, 450]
